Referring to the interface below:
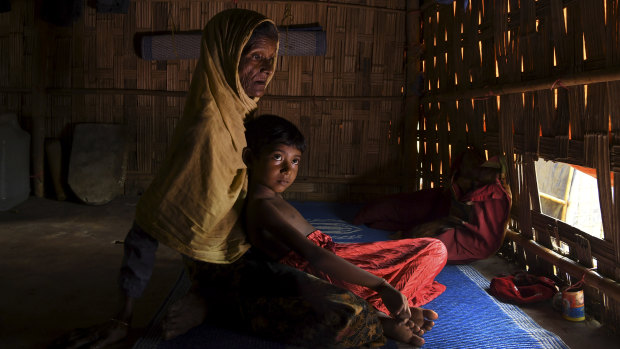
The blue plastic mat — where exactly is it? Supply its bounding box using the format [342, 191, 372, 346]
[290, 201, 568, 348]
[422, 265, 568, 349]
[290, 201, 392, 243]
[134, 201, 568, 349]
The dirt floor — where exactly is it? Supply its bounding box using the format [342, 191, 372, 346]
[1, 196, 618, 349]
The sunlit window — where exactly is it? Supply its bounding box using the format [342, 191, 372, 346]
[534, 159, 605, 239]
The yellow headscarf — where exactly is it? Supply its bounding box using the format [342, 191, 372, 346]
[135, 9, 278, 263]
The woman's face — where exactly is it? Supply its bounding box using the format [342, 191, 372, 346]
[238, 37, 278, 98]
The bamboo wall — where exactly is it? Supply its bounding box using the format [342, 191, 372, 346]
[419, 0, 620, 330]
[0, 0, 409, 202]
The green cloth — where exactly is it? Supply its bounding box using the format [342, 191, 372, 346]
[135, 9, 278, 263]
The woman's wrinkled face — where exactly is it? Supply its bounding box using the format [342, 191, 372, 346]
[238, 37, 278, 98]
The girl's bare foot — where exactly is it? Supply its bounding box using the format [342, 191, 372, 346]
[161, 291, 208, 340]
[379, 316, 425, 347]
[410, 306, 438, 334]
[377, 307, 438, 347]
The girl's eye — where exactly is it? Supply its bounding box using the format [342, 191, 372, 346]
[273, 154, 282, 161]
[291, 159, 299, 165]
[252, 54, 262, 60]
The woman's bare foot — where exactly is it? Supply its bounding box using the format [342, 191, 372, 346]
[161, 291, 208, 340]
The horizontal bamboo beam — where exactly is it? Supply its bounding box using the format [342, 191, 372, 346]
[47, 87, 187, 97]
[132, 0, 406, 13]
[0, 87, 30, 93]
[126, 173, 409, 186]
[44, 88, 403, 101]
[263, 95, 403, 101]
[506, 230, 620, 304]
[530, 210, 617, 263]
[295, 175, 406, 185]
[538, 191, 567, 205]
[424, 66, 620, 102]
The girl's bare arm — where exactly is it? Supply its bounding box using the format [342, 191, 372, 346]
[251, 198, 411, 321]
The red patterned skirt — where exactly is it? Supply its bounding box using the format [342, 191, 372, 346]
[279, 231, 447, 314]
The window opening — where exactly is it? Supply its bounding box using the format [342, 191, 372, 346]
[534, 159, 608, 239]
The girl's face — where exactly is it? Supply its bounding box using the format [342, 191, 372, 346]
[252, 143, 301, 193]
[238, 37, 277, 98]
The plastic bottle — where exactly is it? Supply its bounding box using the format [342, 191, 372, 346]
[0, 113, 31, 211]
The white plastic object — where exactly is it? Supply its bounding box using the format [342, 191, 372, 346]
[0, 113, 30, 211]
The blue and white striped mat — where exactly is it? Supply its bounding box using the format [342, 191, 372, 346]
[420, 265, 568, 349]
[134, 201, 568, 349]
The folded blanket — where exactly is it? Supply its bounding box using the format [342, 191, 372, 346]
[139, 27, 326, 60]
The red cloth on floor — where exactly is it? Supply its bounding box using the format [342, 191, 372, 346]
[435, 178, 511, 264]
[279, 231, 447, 314]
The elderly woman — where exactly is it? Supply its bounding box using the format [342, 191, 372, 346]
[56, 9, 402, 349]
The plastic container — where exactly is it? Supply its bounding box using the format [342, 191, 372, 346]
[0, 113, 30, 211]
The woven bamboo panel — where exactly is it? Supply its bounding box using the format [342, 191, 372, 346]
[254, 0, 407, 201]
[421, 0, 620, 330]
[0, 0, 408, 201]
[0, 1, 33, 117]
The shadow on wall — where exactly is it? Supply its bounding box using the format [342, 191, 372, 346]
[285, 158, 407, 203]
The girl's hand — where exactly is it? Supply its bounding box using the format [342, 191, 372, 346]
[374, 280, 411, 324]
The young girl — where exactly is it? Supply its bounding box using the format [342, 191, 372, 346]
[243, 114, 448, 346]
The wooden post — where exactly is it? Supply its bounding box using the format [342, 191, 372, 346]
[31, 6, 51, 198]
[404, 0, 421, 191]
[45, 139, 66, 201]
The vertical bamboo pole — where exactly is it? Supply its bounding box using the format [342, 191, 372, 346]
[405, 0, 421, 191]
[31, 3, 51, 198]
[560, 167, 574, 221]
